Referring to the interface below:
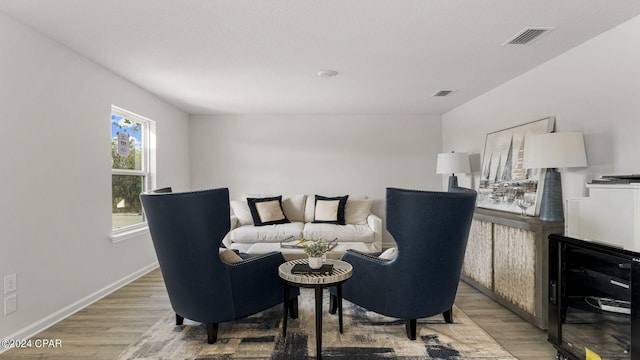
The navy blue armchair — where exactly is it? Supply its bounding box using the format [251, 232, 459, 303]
[140, 188, 298, 344]
[330, 187, 476, 340]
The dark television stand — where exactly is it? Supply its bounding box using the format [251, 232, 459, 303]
[548, 234, 640, 359]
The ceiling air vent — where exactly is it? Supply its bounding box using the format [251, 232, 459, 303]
[432, 90, 454, 97]
[503, 27, 554, 45]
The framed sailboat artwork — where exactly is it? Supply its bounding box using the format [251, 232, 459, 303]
[477, 117, 555, 216]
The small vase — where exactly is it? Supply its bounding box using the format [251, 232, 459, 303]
[308, 256, 323, 269]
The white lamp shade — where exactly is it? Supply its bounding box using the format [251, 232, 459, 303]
[436, 152, 471, 174]
[523, 132, 587, 169]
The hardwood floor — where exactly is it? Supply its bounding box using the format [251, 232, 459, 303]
[1, 268, 557, 359]
[455, 281, 557, 359]
[1, 270, 171, 360]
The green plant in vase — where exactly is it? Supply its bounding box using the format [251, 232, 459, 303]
[303, 239, 330, 269]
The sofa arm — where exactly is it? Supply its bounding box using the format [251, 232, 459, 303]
[367, 213, 382, 252]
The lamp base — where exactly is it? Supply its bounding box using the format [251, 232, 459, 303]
[448, 175, 458, 191]
[539, 170, 564, 222]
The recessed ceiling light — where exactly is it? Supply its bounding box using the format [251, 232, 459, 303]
[317, 70, 338, 78]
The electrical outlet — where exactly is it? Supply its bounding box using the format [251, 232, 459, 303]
[4, 274, 16, 294]
[4, 294, 16, 315]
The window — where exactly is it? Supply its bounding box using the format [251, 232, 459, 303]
[111, 106, 155, 238]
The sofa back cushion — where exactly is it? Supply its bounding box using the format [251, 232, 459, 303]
[230, 200, 253, 226]
[344, 198, 373, 225]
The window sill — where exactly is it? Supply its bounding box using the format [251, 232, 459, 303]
[110, 224, 149, 243]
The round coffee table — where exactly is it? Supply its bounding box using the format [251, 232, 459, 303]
[278, 258, 353, 360]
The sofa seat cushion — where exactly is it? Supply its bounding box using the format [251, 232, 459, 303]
[229, 222, 304, 243]
[303, 223, 375, 243]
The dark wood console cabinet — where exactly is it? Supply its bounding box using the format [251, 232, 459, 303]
[548, 234, 639, 360]
[461, 208, 564, 329]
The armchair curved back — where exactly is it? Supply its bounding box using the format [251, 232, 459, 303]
[140, 188, 234, 323]
[383, 187, 477, 317]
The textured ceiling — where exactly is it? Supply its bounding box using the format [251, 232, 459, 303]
[2, 0, 640, 115]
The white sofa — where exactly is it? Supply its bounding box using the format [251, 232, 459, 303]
[223, 194, 382, 260]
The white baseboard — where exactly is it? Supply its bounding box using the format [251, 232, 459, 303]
[0, 262, 159, 354]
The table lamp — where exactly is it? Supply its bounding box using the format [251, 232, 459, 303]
[436, 151, 471, 190]
[523, 132, 587, 221]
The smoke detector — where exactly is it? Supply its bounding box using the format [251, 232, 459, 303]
[317, 70, 338, 78]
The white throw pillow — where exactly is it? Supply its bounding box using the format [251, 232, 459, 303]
[314, 199, 340, 222]
[230, 200, 253, 226]
[378, 247, 398, 261]
[344, 198, 372, 225]
[254, 200, 287, 223]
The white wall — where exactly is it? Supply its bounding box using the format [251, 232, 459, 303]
[0, 12, 190, 342]
[443, 14, 640, 202]
[190, 114, 442, 246]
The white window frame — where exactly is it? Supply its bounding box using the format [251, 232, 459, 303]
[110, 105, 156, 242]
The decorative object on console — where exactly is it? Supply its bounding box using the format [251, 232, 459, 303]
[477, 116, 555, 216]
[523, 132, 587, 222]
[515, 192, 536, 219]
[436, 151, 470, 190]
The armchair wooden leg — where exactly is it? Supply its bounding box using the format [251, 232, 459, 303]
[206, 323, 218, 344]
[405, 319, 417, 340]
[289, 297, 299, 319]
[176, 313, 184, 325]
[329, 293, 338, 314]
[443, 307, 453, 323]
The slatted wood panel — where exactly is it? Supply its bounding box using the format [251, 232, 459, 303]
[2, 268, 556, 360]
[463, 219, 494, 289]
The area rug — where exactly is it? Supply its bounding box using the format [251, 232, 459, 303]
[116, 289, 515, 359]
